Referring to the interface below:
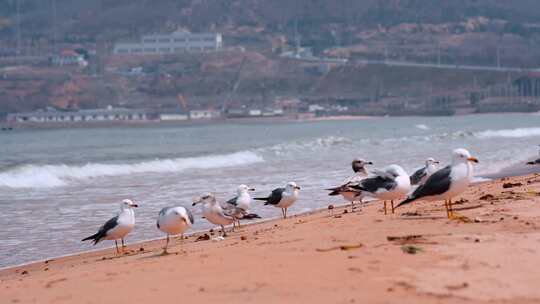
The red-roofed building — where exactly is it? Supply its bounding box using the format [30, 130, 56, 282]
[51, 50, 87, 67]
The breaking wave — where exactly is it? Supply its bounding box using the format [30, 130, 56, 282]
[475, 127, 540, 139]
[0, 151, 264, 189]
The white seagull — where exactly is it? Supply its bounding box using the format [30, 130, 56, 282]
[410, 157, 440, 186]
[327, 159, 373, 210]
[192, 193, 236, 236]
[224, 184, 260, 227]
[82, 199, 138, 253]
[349, 165, 411, 215]
[254, 182, 301, 219]
[156, 206, 194, 254]
[395, 148, 479, 218]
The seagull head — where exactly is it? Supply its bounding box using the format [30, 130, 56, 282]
[425, 157, 440, 166]
[192, 193, 215, 206]
[286, 182, 301, 191]
[121, 199, 138, 209]
[237, 184, 255, 194]
[352, 158, 373, 173]
[452, 148, 479, 164]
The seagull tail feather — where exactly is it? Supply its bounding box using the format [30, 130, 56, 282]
[395, 196, 416, 209]
[81, 232, 102, 245]
[242, 213, 262, 220]
[253, 197, 269, 201]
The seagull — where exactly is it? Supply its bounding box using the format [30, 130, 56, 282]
[410, 157, 440, 186]
[223, 185, 260, 228]
[82, 199, 138, 253]
[326, 159, 373, 210]
[192, 193, 236, 236]
[254, 182, 301, 219]
[156, 206, 194, 254]
[348, 165, 411, 215]
[526, 145, 540, 165]
[395, 148, 479, 218]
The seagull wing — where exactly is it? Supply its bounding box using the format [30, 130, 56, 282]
[410, 167, 427, 185]
[225, 196, 238, 206]
[397, 165, 452, 207]
[255, 188, 285, 205]
[82, 215, 119, 244]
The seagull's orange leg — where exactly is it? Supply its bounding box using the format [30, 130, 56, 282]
[391, 200, 395, 214]
[384, 201, 387, 215]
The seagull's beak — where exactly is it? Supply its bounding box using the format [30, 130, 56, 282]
[467, 157, 479, 163]
[434, 161, 440, 164]
[131, 201, 139, 208]
[192, 201, 199, 206]
[367, 161, 373, 165]
[295, 186, 301, 190]
[181, 217, 187, 223]
[249, 188, 255, 191]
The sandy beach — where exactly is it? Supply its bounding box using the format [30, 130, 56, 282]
[2, 173, 540, 304]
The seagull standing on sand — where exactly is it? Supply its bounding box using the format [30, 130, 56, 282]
[255, 182, 301, 219]
[192, 193, 236, 236]
[224, 185, 261, 227]
[395, 148, 479, 218]
[82, 199, 138, 253]
[349, 165, 411, 215]
[156, 206, 194, 254]
[327, 159, 373, 210]
[410, 157, 440, 186]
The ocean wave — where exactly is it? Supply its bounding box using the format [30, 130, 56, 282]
[264, 136, 352, 155]
[415, 124, 430, 130]
[475, 127, 540, 139]
[0, 151, 264, 189]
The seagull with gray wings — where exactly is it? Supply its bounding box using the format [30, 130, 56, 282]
[82, 199, 138, 254]
[223, 184, 261, 228]
[395, 148, 479, 218]
[255, 182, 301, 219]
[327, 158, 373, 210]
[410, 157, 440, 186]
[156, 206, 194, 254]
[348, 165, 411, 215]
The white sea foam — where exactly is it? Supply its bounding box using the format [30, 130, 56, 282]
[0, 151, 264, 189]
[476, 127, 540, 139]
[415, 124, 430, 130]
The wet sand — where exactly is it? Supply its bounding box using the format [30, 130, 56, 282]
[2, 173, 540, 303]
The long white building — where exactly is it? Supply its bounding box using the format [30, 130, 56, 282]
[114, 31, 223, 55]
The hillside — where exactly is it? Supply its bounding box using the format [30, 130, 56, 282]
[1, 0, 540, 115]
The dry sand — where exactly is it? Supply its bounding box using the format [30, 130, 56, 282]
[2, 174, 540, 303]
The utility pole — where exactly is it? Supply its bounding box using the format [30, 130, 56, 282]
[16, 0, 21, 57]
[497, 46, 501, 69]
[52, 0, 57, 53]
[437, 43, 441, 66]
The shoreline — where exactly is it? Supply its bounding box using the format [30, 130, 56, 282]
[2, 111, 538, 130]
[1, 162, 539, 271]
[2, 173, 540, 303]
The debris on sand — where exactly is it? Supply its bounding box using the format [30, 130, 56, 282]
[503, 182, 522, 189]
[316, 243, 363, 252]
[401, 245, 422, 254]
[479, 194, 495, 201]
[195, 234, 211, 242]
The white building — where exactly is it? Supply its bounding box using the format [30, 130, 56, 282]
[189, 110, 221, 120]
[159, 112, 189, 121]
[114, 31, 223, 55]
[8, 107, 149, 123]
